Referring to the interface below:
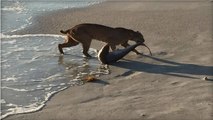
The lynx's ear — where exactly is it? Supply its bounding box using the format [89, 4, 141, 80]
[129, 30, 135, 36]
[136, 31, 142, 34]
[137, 31, 144, 37]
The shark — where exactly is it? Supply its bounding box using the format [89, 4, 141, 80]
[98, 42, 152, 64]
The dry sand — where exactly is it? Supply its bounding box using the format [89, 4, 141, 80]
[5, 0, 213, 120]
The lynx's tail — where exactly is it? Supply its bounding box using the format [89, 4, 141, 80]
[60, 30, 69, 34]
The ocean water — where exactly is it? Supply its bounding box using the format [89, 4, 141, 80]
[1, 0, 107, 119]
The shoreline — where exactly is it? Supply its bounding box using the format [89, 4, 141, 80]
[4, 0, 213, 120]
[6, 1, 104, 35]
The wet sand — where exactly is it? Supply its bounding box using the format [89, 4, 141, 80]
[5, 0, 213, 120]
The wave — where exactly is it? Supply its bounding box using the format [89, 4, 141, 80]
[1, 33, 64, 39]
[1, 86, 68, 119]
[1, 76, 18, 82]
[10, 23, 31, 33]
[1, 1, 26, 13]
[1, 7, 24, 12]
[1, 99, 6, 104]
[1, 86, 29, 92]
[1, 39, 17, 44]
[9, 16, 33, 33]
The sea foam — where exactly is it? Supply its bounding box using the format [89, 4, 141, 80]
[1, 33, 64, 39]
[1, 86, 68, 119]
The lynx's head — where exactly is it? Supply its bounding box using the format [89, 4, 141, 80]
[130, 31, 145, 43]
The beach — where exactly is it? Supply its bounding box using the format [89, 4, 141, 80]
[4, 0, 213, 120]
